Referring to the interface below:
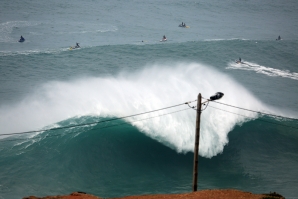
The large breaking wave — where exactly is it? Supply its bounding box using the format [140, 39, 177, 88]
[0, 63, 274, 157]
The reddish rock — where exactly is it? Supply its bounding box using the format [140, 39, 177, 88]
[23, 192, 102, 199]
[23, 189, 285, 199]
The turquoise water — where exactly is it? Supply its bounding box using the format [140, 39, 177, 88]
[1, 0, 298, 198]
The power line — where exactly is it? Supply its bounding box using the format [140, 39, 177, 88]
[0, 107, 193, 143]
[0, 100, 197, 137]
[3, 96, 296, 142]
[188, 98, 298, 129]
[203, 97, 298, 121]
[208, 105, 298, 130]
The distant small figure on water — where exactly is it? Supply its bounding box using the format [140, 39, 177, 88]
[19, 35, 25, 42]
[160, 35, 167, 42]
[236, 57, 243, 64]
[179, 22, 186, 27]
[69, 42, 80, 50]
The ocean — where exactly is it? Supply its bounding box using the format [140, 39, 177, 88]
[1, 0, 298, 198]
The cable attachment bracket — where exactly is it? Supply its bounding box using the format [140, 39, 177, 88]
[185, 101, 197, 110]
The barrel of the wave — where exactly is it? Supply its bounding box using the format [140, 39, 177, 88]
[192, 93, 202, 192]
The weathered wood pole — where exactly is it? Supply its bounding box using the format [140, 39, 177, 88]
[192, 93, 202, 192]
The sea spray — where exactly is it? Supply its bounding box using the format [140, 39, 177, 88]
[0, 63, 267, 157]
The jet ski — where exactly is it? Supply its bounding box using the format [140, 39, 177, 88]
[235, 60, 245, 64]
[69, 45, 81, 50]
[160, 36, 167, 42]
[69, 46, 80, 50]
[69, 43, 80, 50]
[19, 38, 25, 42]
[178, 24, 190, 28]
[235, 57, 245, 64]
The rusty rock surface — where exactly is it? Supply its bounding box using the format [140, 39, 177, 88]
[23, 190, 285, 199]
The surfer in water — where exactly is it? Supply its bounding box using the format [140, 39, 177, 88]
[75, 43, 80, 48]
[276, 35, 281, 40]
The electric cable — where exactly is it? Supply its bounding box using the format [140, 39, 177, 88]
[208, 105, 298, 130]
[201, 100, 209, 112]
[0, 100, 196, 137]
[202, 97, 298, 121]
[0, 106, 194, 143]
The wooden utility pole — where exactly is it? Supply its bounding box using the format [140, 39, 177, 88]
[192, 93, 202, 192]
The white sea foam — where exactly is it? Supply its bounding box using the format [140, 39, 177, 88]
[0, 63, 274, 157]
[227, 61, 298, 80]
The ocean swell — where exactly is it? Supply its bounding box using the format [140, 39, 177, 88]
[0, 63, 267, 157]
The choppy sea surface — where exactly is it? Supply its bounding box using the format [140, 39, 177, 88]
[1, 0, 298, 198]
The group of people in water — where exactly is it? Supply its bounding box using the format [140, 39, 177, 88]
[160, 22, 189, 41]
[18, 32, 282, 47]
[236, 35, 282, 64]
[160, 22, 188, 41]
[18, 35, 80, 49]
